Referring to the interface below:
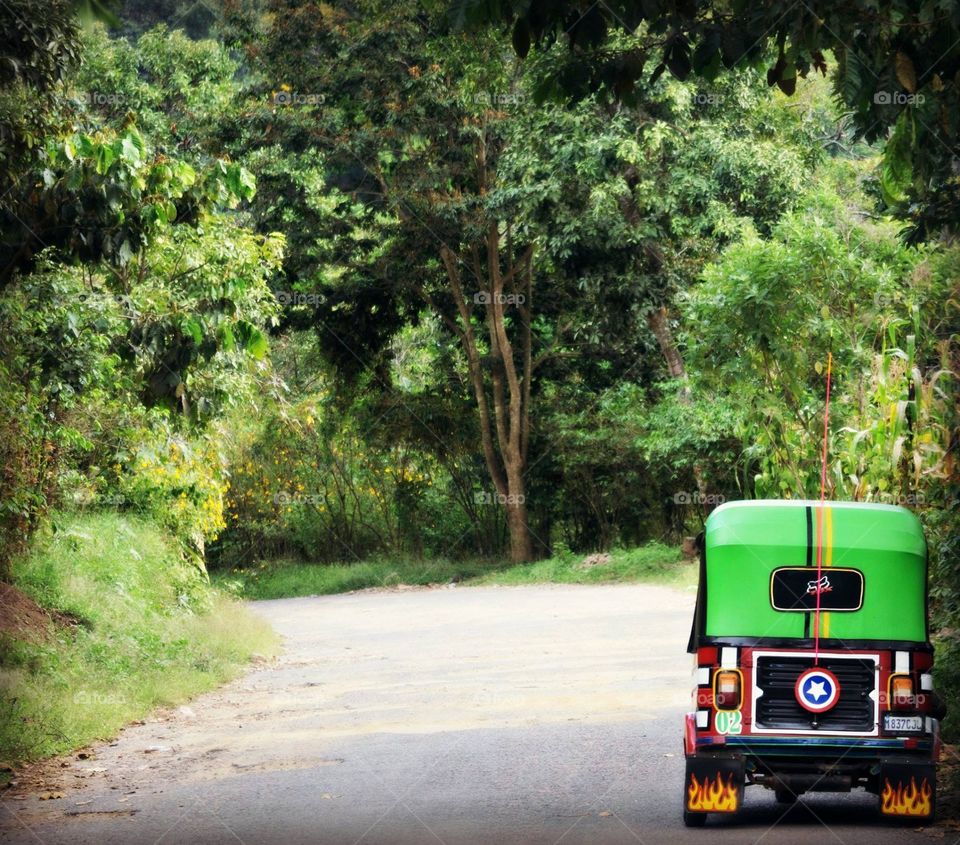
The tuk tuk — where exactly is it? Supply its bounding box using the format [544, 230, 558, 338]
[683, 499, 944, 826]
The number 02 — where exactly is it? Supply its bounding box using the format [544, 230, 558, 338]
[715, 710, 742, 735]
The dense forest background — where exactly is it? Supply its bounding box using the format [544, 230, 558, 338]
[1, 0, 958, 739]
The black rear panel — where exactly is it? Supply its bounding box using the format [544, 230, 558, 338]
[755, 656, 876, 732]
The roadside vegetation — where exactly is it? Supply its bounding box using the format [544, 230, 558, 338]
[214, 543, 689, 600]
[0, 513, 278, 765]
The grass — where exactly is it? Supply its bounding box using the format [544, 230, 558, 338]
[474, 543, 692, 587]
[213, 541, 695, 600]
[0, 512, 279, 767]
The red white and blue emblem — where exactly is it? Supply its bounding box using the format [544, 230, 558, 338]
[794, 667, 841, 713]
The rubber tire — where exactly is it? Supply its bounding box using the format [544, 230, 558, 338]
[774, 788, 796, 804]
[683, 809, 707, 828]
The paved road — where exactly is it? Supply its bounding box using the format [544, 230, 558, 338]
[0, 583, 944, 844]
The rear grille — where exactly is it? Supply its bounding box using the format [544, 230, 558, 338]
[754, 656, 875, 732]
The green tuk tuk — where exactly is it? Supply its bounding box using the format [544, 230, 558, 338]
[683, 499, 945, 826]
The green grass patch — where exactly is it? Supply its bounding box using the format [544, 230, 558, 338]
[0, 512, 279, 766]
[472, 543, 692, 587]
[213, 542, 694, 600]
[214, 556, 503, 599]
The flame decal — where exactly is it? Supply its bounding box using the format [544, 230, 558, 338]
[880, 777, 933, 817]
[687, 772, 739, 813]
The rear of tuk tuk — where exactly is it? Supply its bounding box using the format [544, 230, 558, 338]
[682, 499, 944, 826]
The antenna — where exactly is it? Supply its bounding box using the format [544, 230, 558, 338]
[813, 351, 833, 666]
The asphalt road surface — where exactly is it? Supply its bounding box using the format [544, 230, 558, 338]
[0, 583, 946, 845]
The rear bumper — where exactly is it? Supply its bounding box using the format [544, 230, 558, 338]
[696, 735, 935, 759]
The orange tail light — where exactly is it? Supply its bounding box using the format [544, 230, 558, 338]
[890, 675, 915, 710]
[714, 670, 742, 710]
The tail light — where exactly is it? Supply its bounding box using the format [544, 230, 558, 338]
[714, 670, 742, 710]
[890, 675, 915, 710]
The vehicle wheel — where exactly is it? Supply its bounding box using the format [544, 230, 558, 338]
[683, 809, 707, 827]
[774, 788, 796, 804]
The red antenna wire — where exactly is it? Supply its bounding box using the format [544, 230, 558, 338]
[813, 351, 833, 666]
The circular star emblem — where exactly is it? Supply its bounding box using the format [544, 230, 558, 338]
[794, 667, 841, 713]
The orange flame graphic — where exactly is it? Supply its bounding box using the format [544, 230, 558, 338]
[880, 777, 932, 817]
[687, 772, 739, 813]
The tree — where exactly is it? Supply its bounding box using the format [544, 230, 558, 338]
[226, 0, 828, 560]
[237, 0, 545, 560]
[451, 0, 960, 239]
[0, 19, 281, 575]
[681, 165, 952, 501]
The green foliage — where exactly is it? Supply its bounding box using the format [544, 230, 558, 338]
[28, 125, 256, 269]
[212, 364, 485, 567]
[0, 261, 125, 574]
[453, 0, 960, 237]
[1, 512, 279, 764]
[216, 555, 498, 600]
[2, 23, 259, 287]
[0, 17, 282, 574]
[40, 126, 193, 265]
[119, 215, 282, 414]
[214, 541, 688, 600]
[0, 212, 282, 573]
[681, 172, 945, 499]
[217, 3, 831, 564]
[74, 24, 241, 157]
[116, 0, 219, 39]
[638, 386, 743, 488]
[118, 424, 230, 562]
[0, 0, 80, 91]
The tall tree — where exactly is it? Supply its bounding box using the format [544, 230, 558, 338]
[236, 1, 548, 559]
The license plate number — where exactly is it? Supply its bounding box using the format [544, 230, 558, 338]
[883, 714, 924, 734]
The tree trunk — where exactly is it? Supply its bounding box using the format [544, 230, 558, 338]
[647, 306, 711, 510]
[439, 234, 536, 562]
[647, 305, 688, 387]
[423, 131, 539, 562]
[503, 449, 533, 562]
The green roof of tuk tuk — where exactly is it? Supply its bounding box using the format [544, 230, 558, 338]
[702, 500, 928, 644]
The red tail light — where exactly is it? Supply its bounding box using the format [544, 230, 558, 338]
[714, 670, 742, 710]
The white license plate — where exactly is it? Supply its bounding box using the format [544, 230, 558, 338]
[883, 714, 924, 734]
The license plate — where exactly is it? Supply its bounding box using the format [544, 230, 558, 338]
[883, 714, 924, 734]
